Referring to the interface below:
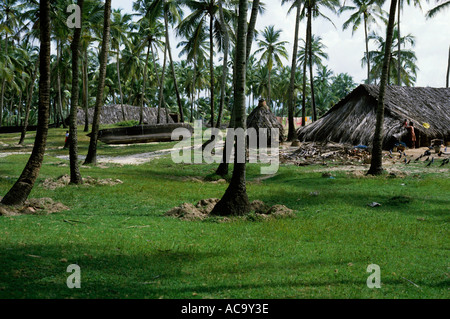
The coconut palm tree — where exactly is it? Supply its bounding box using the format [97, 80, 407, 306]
[368, 0, 398, 176]
[211, 0, 251, 216]
[339, 0, 386, 85]
[254, 25, 289, 110]
[111, 9, 133, 121]
[282, 0, 303, 141]
[2, 0, 51, 206]
[84, 0, 112, 165]
[363, 27, 418, 86]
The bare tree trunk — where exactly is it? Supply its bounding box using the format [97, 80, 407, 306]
[209, 13, 215, 128]
[83, 49, 90, 132]
[69, 0, 84, 184]
[216, 0, 229, 129]
[19, 61, 40, 145]
[2, 0, 51, 206]
[288, 0, 301, 141]
[140, 43, 151, 125]
[0, 34, 9, 127]
[57, 40, 67, 128]
[84, 0, 111, 165]
[117, 50, 126, 121]
[211, 0, 250, 217]
[364, 16, 370, 84]
[157, 42, 168, 124]
[368, 0, 398, 176]
[397, 0, 401, 86]
[446, 45, 450, 88]
[307, 6, 317, 122]
[301, 8, 310, 127]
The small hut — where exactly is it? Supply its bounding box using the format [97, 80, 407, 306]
[77, 105, 174, 126]
[247, 99, 286, 145]
[297, 85, 450, 149]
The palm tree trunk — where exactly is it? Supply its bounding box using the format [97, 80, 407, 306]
[397, 0, 401, 86]
[117, 50, 126, 121]
[140, 43, 151, 125]
[287, 0, 301, 141]
[216, 0, 229, 129]
[83, 49, 90, 132]
[211, 0, 250, 217]
[157, 42, 168, 124]
[209, 13, 215, 128]
[84, 0, 111, 165]
[364, 15, 370, 84]
[0, 34, 9, 128]
[246, 0, 261, 62]
[446, 45, 449, 88]
[19, 60, 40, 145]
[301, 8, 310, 127]
[164, 7, 184, 123]
[2, 0, 51, 206]
[307, 7, 317, 122]
[368, 0, 398, 176]
[57, 40, 67, 128]
[69, 0, 84, 184]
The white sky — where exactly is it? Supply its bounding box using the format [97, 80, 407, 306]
[113, 0, 450, 88]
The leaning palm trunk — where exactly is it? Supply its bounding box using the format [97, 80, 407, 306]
[83, 49, 90, 132]
[19, 60, 40, 145]
[368, 0, 398, 176]
[364, 16, 370, 84]
[84, 0, 111, 165]
[0, 34, 9, 128]
[288, 0, 301, 141]
[209, 14, 215, 128]
[2, 0, 51, 206]
[211, 0, 250, 217]
[157, 42, 168, 124]
[57, 40, 67, 128]
[69, 0, 84, 184]
[397, 0, 401, 86]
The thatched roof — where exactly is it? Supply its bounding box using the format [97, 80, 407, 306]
[77, 104, 174, 125]
[247, 100, 286, 143]
[297, 84, 450, 149]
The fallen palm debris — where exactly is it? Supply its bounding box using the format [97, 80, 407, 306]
[280, 142, 371, 166]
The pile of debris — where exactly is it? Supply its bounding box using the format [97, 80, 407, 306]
[0, 197, 69, 217]
[42, 175, 123, 190]
[281, 142, 371, 166]
[165, 198, 295, 221]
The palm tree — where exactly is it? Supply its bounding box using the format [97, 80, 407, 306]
[339, 0, 386, 85]
[363, 28, 418, 86]
[396, 0, 422, 86]
[368, 0, 398, 176]
[84, 0, 112, 165]
[111, 9, 133, 121]
[2, 0, 51, 206]
[178, 0, 233, 127]
[254, 25, 289, 109]
[69, 0, 84, 185]
[426, 0, 450, 17]
[282, 0, 303, 141]
[211, 0, 250, 216]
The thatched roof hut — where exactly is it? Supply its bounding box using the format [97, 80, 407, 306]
[77, 104, 174, 125]
[247, 99, 286, 144]
[297, 85, 450, 149]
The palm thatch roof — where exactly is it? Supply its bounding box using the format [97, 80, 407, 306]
[297, 85, 450, 149]
[247, 99, 286, 143]
[77, 105, 174, 125]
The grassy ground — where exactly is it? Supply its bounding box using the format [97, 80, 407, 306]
[0, 127, 448, 299]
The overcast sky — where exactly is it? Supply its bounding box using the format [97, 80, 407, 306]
[113, 0, 449, 88]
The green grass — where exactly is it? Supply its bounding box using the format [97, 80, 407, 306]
[0, 128, 449, 299]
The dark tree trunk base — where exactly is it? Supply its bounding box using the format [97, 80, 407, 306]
[210, 185, 250, 217]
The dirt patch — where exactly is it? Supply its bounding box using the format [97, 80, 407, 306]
[42, 174, 123, 190]
[165, 199, 295, 221]
[0, 197, 69, 217]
